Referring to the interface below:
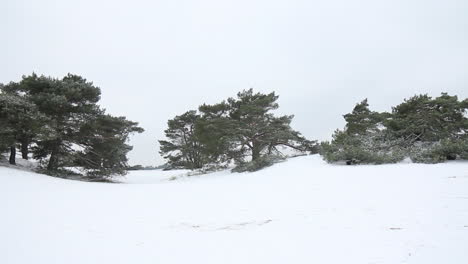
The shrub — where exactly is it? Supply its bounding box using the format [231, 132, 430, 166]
[232, 155, 285, 172]
[321, 130, 405, 165]
[410, 138, 468, 163]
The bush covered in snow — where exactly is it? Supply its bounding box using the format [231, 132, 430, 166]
[321, 94, 468, 165]
[232, 155, 285, 172]
[321, 130, 405, 165]
[409, 138, 468, 163]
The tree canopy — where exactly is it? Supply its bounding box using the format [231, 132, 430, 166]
[160, 89, 317, 171]
[321, 93, 468, 165]
[0, 73, 144, 179]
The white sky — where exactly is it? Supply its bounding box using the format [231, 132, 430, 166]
[2, 0, 468, 165]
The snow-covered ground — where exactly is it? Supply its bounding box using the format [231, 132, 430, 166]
[1, 155, 468, 264]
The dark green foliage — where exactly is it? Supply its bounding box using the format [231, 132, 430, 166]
[344, 99, 384, 135]
[197, 103, 242, 164]
[76, 115, 144, 178]
[159, 89, 317, 171]
[159, 110, 208, 169]
[194, 116, 235, 164]
[199, 89, 317, 164]
[0, 92, 49, 164]
[409, 138, 468, 163]
[0, 97, 16, 154]
[5, 73, 103, 170]
[231, 155, 285, 172]
[321, 130, 404, 165]
[321, 100, 403, 165]
[386, 93, 468, 143]
[461, 138, 468, 160]
[386, 93, 468, 163]
[16, 73, 102, 117]
[1, 73, 143, 179]
[322, 93, 468, 165]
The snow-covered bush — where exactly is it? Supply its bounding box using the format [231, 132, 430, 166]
[232, 155, 285, 172]
[409, 138, 468, 163]
[322, 94, 468, 165]
[321, 130, 405, 165]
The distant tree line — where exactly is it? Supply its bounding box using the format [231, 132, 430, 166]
[159, 89, 318, 172]
[321, 93, 468, 164]
[0, 73, 143, 179]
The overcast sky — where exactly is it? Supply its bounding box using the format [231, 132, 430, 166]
[2, 0, 468, 165]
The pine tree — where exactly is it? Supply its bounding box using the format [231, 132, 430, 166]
[2, 73, 144, 177]
[321, 99, 402, 165]
[322, 93, 468, 164]
[159, 89, 316, 171]
[200, 89, 316, 165]
[0, 92, 48, 164]
[76, 114, 144, 178]
[0, 99, 16, 164]
[197, 102, 241, 163]
[7, 74, 101, 170]
[343, 99, 383, 135]
[386, 93, 468, 143]
[159, 110, 208, 169]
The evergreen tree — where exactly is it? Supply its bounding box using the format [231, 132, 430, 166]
[7, 73, 102, 171]
[322, 93, 468, 164]
[197, 102, 241, 163]
[199, 89, 316, 164]
[159, 110, 208, 169]
[0, 92, 48, 164]
[2, 73, 144, 178]
[0, 85, 15, 158]
[321, 99, 402, 165]
[0, 96, 16, 164]
[76, 114, 144, 178]
[159, 89, 316, 171]
[343, 99, 384, 135]
[386, 93, 468, 143]
[321, 129, 404, 165]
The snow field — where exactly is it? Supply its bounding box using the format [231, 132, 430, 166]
[1, 155, 468, 264]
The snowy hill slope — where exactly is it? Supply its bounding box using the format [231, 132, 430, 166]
[1, 155, 468, 264]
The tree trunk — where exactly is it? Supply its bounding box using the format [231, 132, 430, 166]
[47, 143, 60, 171]
[9, 146, 16, 165]
[21, 138, 29, 160]
[252, 142, 261, 162]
